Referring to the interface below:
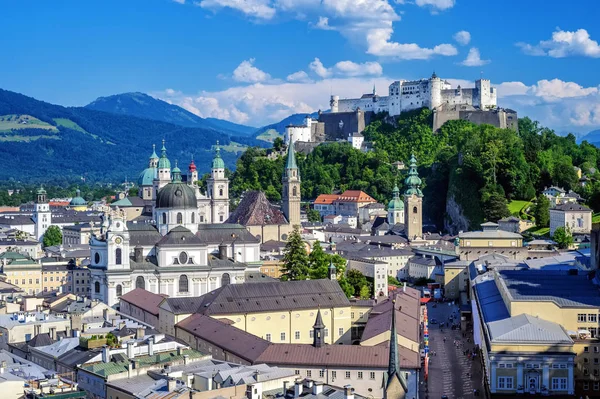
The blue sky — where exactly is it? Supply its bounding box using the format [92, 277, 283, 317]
[1, 0, 599, 133]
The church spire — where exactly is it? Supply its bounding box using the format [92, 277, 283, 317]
[386, 299, 408, 394]
[328, 260, 337, 280]
[404, 154, 422, 197]
[312, 308, 325, 347]
[212, 140, 225, 170]
[172, 160, 182, 182]
[285, 141, 298, 171]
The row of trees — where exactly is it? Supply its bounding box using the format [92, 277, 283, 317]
[279, 227, 371, 299]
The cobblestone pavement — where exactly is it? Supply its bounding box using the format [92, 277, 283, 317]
[419, 301, 483, 399]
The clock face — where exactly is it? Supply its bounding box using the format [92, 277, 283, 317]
[115, 237, 122, 245]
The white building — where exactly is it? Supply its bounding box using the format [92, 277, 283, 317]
[284, 116, 320, 145]
[348, 132, 364, 150]
[346, 257, 388, 297]
[549, 203, 593, 236]
[330, 73, 497, 116]
[407, 255, 441, 280]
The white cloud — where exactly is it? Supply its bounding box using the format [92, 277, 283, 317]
[172, 0, 186, 3]
[453, 30, 471, 46]
[315, 16, 334, 30]
[197, 0, 276, 19]
[309, 58, 331, 78]
[366, 27, 457, 59]
[286, 70, 312, 83]
[517, 28, 600, 58]
[308, 58, 383, 77]
[415, 0, 455, 10]
[531, 79, 599, 100]
[459, 48, 490, 67]
[232, 58, 271, 83]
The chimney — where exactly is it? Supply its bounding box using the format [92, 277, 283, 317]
[49, 327, 56, 341]
[65, 326, 71, 338]
[102, 308, 110, 323]
[403, 282, 406, 292]
[294, 378, 303, 398]
[127, 340, 135, 359]
[305, 380, 313, 389]
[128, 360, 133, 378]
[167, 378, 177, 392]
[134, 246, 144, 263]
[183, 354, 189, 365]
[0, 360, 6, 374]
[136, 327, 145, 339]
[218, 243, 228, 260]
[101, 345, 110, 363]
[343, 385, 354, 399]
[253, 370, 260, 382]
[312, 382, 323, 395]
[34, 324, 41, 336]
[177, 346, 183, 356]
[148, 336, 154, 356]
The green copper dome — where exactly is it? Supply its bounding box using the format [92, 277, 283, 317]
[212, 142, 225, 170]
[158, 140, 171, 170]
[172, 160, 182, 182]
[70, 189, 87, 206]
[404, 154, 423, 197]
[37, 186, 46, 195]
[387, 185, 404, 210]
[138, 167, 156, 186]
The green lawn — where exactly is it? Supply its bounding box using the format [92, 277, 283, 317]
[53, 118, 90, 134]
[256, 128, 283, 143]
[526, 226, 550, 237]
[220, 141, 248, 154]
[508, 200, 530, 216]
[0, 114, 57, 132]
[593, 213, 600, 223]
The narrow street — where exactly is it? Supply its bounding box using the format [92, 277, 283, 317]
[421, 301, 483, 399]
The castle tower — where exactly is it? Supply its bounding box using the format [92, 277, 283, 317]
[282, 142, 301, 226]
[32, 186, 51, 242]
[330, 95, 339, 113]
[475, 79, 494, 109]
[384, 299, 408, 399]
[207, 141, 229, 223]
[429, 71, 442, 109]
[188, 159, 198, 186]
[387, 184, 404, 226]
[312, 309, 325, 347]
[154, 140, 172, 195]
[403, 154, 423, 240]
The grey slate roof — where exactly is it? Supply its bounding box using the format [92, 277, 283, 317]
[157, 226, 203, 247]
[226, 191, 288, 226]
[553, 203, 592, 212]
[196, 224, 260, 244]
[487, 314, 572, 344]
[164, 280, 350, 315]
[127, 223, 162, 246]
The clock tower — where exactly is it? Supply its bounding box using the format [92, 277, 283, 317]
[282, 143, 301, 226]
[32, 186, 51, 242]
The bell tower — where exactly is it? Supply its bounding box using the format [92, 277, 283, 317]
[404, 154, 423, 240]
[282, 143, 301, 226]
[207, 141, 229, 223]
[33, 186, 51, 242]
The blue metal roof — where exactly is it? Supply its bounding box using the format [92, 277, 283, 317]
[474, 279, 510, 323]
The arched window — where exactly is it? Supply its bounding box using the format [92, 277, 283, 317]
[94, 252, 100, 264]
[136, 276, 145, 290]
[191, 213, 195, 223]
[413, 206, 418, 214]
[94, 281, 100, 293]
[179, 252, 188, 264]
[179, 275, 189, 293]
[177, 212, 183, 224]
[115, 248, 122, 265]
[116, 284, 122, 297]
[162, 213, 167, 224]
[293, 186, 297, 197]
[219, 188, 223, 196]
[221, 273, 231, 286]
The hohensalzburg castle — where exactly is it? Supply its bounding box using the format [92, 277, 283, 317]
[331, 72, 496, 115]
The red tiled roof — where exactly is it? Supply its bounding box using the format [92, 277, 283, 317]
[49, 201, 70, 207]
[335, 190, 377, 203]
[119, 288, 168, 316]
[313, 194, 340, 205]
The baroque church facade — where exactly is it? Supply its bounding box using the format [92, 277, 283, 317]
[89, 142, 261, 307]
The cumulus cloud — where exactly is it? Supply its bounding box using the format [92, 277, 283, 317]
[172, 0, 186, 3]
[232, 58, 271, 83]
[286, 70, 312, 83]
[453, 30, 471, 46]
[309, 58, 331, 78]
[517, 28, 600, 58]
[308, 58, 383, 78]
[531, 79, 599, 100]
[191, 0, 457, 60]
[459, 48, 490, 67]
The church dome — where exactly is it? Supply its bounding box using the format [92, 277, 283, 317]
[138, 167, 156, 186]
[212, 142, 225, 169]
[70, 189, 86, 206]
[156, 182, 196, 209]
[158, 156, 171, 170]
[388, 198, 404, 211]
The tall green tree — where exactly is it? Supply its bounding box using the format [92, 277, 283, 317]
[481, 186, 510, 222]
[305, 205, 321, 222]
[347, 269, 369, 297]
[280, 226, 309, 281]
[553, 226, 574, 249]
[532, 195, 550, 227]
[43, 225, 62, 247]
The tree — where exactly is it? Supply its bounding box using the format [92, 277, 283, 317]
[553, 226, 574, 249]
[347, 269, 368, 297]
[359, 285, 371, 299]
[273, 137, 284, 152]
[306, 205, 321, 223]
[43, 225, 62, 247]
[388, 275, 401, 286]
[532, 195, 550, 227]
[481, 187, 510, 222]
[280, 226, 309, 281]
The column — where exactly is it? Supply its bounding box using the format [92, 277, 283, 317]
[542, 363, 550, 392]
[517, 362, 524, 391]
[568, 362, 574, 394]
[490, 362, 497, 393]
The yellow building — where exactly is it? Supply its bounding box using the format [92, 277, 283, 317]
[442, 260, 470, 299]
[471, 267, 600, 396]
[1, 252, 42, 295]
[459, 222, 527, 261]
[159, 279, 355, 345]
[41, 264, 70, 293]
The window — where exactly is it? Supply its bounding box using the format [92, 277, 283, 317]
[345, 371, 350, 379]
[115, 248, 122, 265]
[200, 215, 204, 223]
[370, 372, 375, 380]
[295, 331, 300, 340]
[281, 332, 286, 341]
[162, 213, 167, 224]
[136, 276, 145, 290]
[319, 370, 325, 378]
[584, 368, 590, 376]
[551, 378, 567, 390]
[94, 252, 100, 264]
[339, 328, 344, 337]
[591, 328, 598, 338]
[579, 314, 587, 322]
[595, 382, 600, 391]
[590, 314, 598, 323]
[94, 281, 100, 293]
[29, 279, 32, 284]
[177, 212, 183, 224]
[595, 358, 599, 365]
[359, 312, 364, 318]
[497, 377, 513, 390]
[595, 369, 599, 377]
[358, 372, 363, 379]
[595, 347, 599, 353]
[265, 334, 271, 342]
[585, 347, 590, 353]
[191, 213, 195, 223]
[219, 215, 224, 222]
[179, 275, 189, 293]
[50, 277, 53, 282]
[219, 188, 224, 196]
[309, 330, 314, 339]
[116, 285, 122, 297]
[324, 328, 328, 337]
[584, 358, 590, 363]
[331, 371, 336, 379]
[584, 382, 590, 390]
[306, 370, 311, 378]
[293, 186, 297, 197]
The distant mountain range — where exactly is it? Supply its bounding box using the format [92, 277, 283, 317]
[85, 92, 256, 136]
[0, 89, 266, 184]
[253, 112, 319, 142]
[579, 129, 600, 146]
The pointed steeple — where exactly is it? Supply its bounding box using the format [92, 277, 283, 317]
[386, 299, 408, 393]
[373, 84, 376, 96]
[150, 144, 158, 160]
[404, 154, 422, 197]
[158, 140, 171, 170]
[212, 140, 225, 170]
[328, 260, 337, 280]
[172, 160, 182, 182]
[285, 142, 298, 171]
[312, 309, 325, 347]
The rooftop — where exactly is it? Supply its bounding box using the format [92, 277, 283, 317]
[487, 313, 573, 344]
[552, 203, 592, 212]
[226, 191, 288, 226]
[335, 190, 376, 203]
[120, 288, 168, 316]
[313, 194, 340, 205]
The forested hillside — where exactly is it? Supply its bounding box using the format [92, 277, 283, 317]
[230, 109, 600, 232]
[0, 89, 263, 184]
